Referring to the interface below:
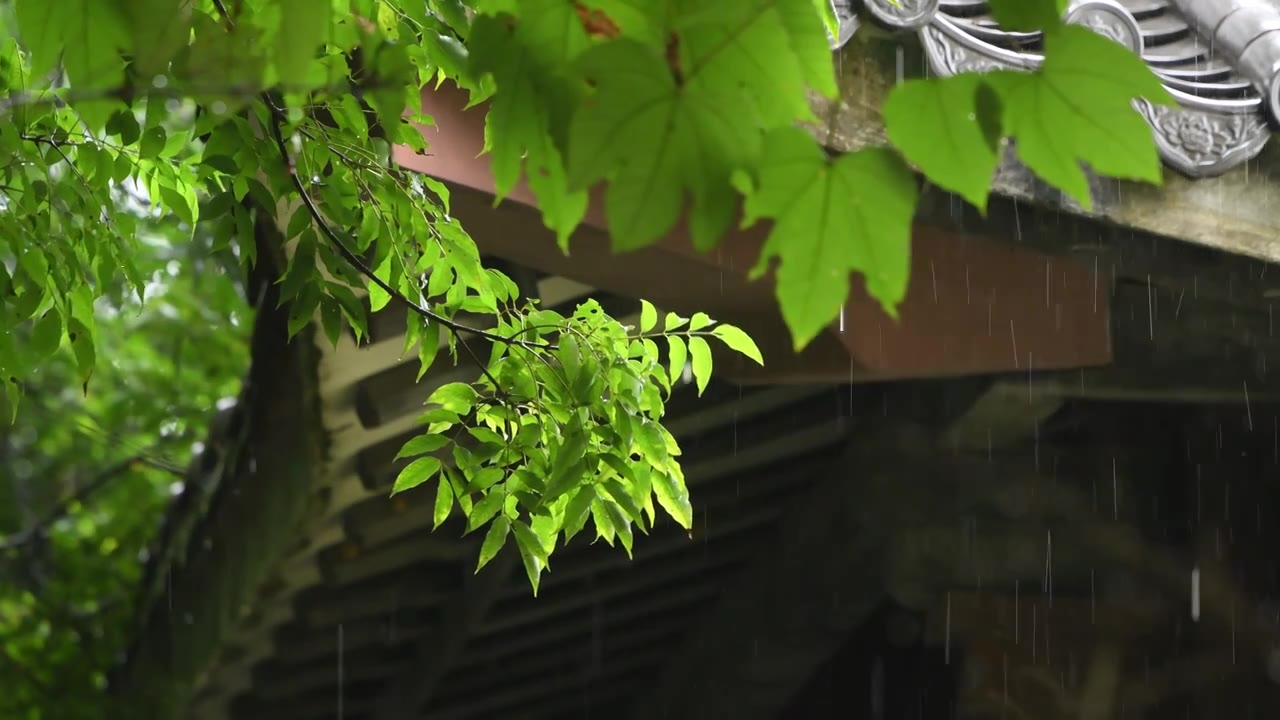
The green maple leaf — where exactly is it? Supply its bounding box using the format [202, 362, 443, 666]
[470, 14, 588, 250]
[580, 0, 667, 47]
[985, 25, 1174, 210]
[674, 0, 837, 125]
[744, 127, 916, 349]
[568, 39, 759, 251]
[883, 74, 1004, 212]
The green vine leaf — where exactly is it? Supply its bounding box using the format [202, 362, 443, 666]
[884, 74, 1003, 213]
[568, 39, 758, 251]
[744, 128, 916, 349]
[984, 25, 1174, 210]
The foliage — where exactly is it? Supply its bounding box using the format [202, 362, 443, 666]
[0, 209, 249, 716]
[0, 0, 1175, 695]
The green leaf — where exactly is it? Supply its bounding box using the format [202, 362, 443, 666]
[601, 500, 633, 557]
[466, 492, 505, 533]
[884, 74, 1003, 213]
[664, 312, 687, 332]
[511, 520, 549, 594]
[675, 0, 838, 120]
[468, 467, 505, 493]
[562, 485, 597, 543]
[139, 127, 167, 160]
[600, 478, 643, 526]
[651, 469, 693, 530]
[591, 497, 616, 545]
[687, 312, 713, 331]
[14, 0, 63, 80]
[569, 39, 758, 251]
[987, 0, 1066, 31]
[632, 419, 669, 466]
[278, 0, 332, 89]
[445, 466, 473, 515]
[286, 288, 320, 338]
[710, 323, 763, 365]
[319, 296, 343, 348]
[427, 382, 478, 413]
[369, 254, 393, 312]
[985, 25, 1174, 210]
[687, 336, 712, 396]
[29, 310, 63, 360]
[392, 456, 444, 495]
[744, 128, 916, 349]
[639, 299, 658, 333]
[123, 0, 192, 78]
[433, 471, 454, 528]
[396, 434, 450, 460]
[285, 203, 313, 240]
[417, 321, 442, 381]
[468, 14, 588, 248]
[543, 426, 588, 503]
[476, 515, 510, 572]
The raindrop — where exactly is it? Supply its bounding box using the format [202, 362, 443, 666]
[337, 623, 345, 718]
[1191, 566, 1200, 622]
[944, 591, 951, 665]
[1112, 457, 1119, 521]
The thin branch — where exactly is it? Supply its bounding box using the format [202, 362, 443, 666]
[264, 111, 519, 393]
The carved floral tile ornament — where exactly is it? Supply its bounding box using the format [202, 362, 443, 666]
[828, 0, 1279, 178]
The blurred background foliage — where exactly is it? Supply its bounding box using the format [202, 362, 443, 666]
[0, 194, 250, 717]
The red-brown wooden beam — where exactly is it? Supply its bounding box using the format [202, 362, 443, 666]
[394, 83, 1111, 384]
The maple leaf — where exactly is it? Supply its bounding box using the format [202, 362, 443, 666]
[984, 24, 1174, 210]
[674, 0, 837, 124]
[883, 73, 1004, 212]
[568, 39, 759, 251]
[469, 13, 589, 249]
[743, 127, 916, 349]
